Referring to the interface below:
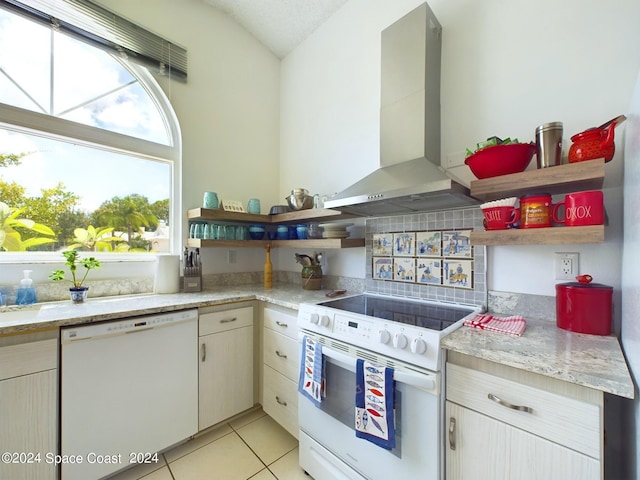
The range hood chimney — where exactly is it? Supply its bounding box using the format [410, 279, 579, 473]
[324, 3, 478, 216]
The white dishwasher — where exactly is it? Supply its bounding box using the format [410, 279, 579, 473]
[60, 309, 198, 480]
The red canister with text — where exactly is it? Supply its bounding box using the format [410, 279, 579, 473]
[520, 193, 552, 228]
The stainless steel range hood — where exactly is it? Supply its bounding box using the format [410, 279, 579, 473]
[324, 3, 478, 217]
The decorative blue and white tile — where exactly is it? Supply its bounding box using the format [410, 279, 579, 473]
[442, 230, 472, 258]
[393, 232, 415, 256]
[373, 257, 394, 280]
[443, 260, 473, 289]
[393, 257, 415, 282]
[416, 258, 442, 285]
[372, 233, 393, 256]
[416, 231, 441, 257]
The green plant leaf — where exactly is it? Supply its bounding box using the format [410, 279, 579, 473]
[21, 237, 57, 249]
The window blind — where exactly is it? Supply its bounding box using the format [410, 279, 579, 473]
[1, 0, 187, 82]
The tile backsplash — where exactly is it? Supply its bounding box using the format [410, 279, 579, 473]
[365, 207, 487, 307]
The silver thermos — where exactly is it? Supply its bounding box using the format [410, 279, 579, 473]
[535, 122, 563, 168]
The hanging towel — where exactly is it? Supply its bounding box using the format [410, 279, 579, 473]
[464, 313, 527, 336]
[298, 335, 324, 406]
[355, 359, 395, 450]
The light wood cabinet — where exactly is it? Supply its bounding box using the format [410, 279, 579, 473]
[186, 207, 364, 249]
[198, 304, 255, 430]
[445, 354, 603, 480]
[446, 402, 600, 480]
[260, 305, 299, 438]
[469, 159, 605, 246]
[0, 337, 57, 480]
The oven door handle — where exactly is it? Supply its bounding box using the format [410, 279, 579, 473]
[320, 344, 438, 393]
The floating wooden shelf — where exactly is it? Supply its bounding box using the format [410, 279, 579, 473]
[271, 238, 365, 248]
[469, 159, 605, 202]
[186, 238, 365, 249]
[470, 225, 604, 246]
[186, 207, 363, 249]
[187, 207, 356, 224]
[187, 239, 269, 248]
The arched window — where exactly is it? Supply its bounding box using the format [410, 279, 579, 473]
[0, 5, 181, 256]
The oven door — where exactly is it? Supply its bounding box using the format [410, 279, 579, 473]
[298, 340, 442, 480]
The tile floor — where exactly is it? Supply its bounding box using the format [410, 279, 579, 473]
[109, 408, 309, 480]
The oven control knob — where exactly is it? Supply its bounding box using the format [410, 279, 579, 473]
[309, 313, 320, 325]
[393, 333, 408, 349]
[319, 315, 330, 327]
[378, 329, 391, 344]
[410, 337, 427, 355]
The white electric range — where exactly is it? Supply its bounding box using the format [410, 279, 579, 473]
[297, 293, 482, 480]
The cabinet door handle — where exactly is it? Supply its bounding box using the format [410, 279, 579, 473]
[448, 417, 456, 450]
[275, 321, 288, 328]
[275, 350, 287, 359]
[201, 343, 206, 362]
[275, 396, 287, 406]
[488, 393, 533, 413]
[220, 317, 237, 324]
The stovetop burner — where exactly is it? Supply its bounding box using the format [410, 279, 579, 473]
[317, 294, 476, 331]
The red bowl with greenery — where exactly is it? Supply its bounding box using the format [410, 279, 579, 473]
[464, 143, 536, 179]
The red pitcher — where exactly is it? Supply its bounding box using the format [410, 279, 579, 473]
[568, 115, 626, 163]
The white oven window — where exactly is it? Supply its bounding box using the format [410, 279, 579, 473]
[316, 357, 403, 458]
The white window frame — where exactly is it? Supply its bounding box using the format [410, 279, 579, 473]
[0, 64, 182, 264]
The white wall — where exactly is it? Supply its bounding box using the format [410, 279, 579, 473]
[279, 0, 640, 286]
[622, 71, 640, 480]
[100, 0, 281, 211]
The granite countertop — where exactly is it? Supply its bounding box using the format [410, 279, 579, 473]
[2, 286, 635, 400]
[441, 316, 635, 399]
[0, 284, 330, 335]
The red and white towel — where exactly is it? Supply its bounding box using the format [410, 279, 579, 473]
[464, 313, 527, 336]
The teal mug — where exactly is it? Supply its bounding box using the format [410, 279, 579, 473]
[203, 192, 219, 209]
[247, 198, 261, 214]
[236, 226, 248, 240]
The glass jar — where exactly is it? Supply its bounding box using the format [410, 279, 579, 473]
[307, 223, 324, 239]
[520, 193, 552, 228]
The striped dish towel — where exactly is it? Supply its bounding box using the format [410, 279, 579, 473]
[464, 313, 527, 336]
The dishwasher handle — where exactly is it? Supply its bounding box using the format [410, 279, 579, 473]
[60, 309, 198, 343]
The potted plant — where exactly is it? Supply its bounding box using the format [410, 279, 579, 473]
[49, 250, 101, 303]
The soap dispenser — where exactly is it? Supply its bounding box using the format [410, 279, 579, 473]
[16, 270, 37, 305]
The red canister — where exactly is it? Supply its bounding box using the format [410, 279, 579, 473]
[520, 193, 552, 228]
[556, 275, 612, 335]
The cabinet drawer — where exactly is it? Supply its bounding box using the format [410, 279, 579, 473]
[263, 329, 299, 382]
[264, 307, 297, 340]
[447, 363, 601, 459]
[199, 306, 253, 335]
[262, 365, 298, 439]
[0, 339, 57, 381]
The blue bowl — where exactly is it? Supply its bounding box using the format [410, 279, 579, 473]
[277, 226, 289, 240]
[296, 225, 308, 239]
[249, 231, 265, 240]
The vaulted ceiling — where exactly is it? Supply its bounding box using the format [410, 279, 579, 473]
[202, 0, 348, 58]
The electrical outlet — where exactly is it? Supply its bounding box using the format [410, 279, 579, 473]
[228, 249, 237, 264]
[555, 252, 579, 280]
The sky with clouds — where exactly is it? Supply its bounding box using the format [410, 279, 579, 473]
[0, 8, 171, 213]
